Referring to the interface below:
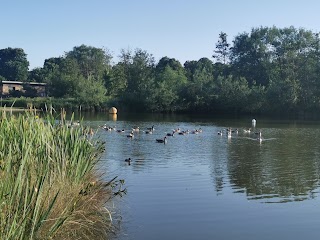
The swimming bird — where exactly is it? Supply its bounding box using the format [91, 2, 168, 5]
[132, 126, 140, 132]
[127, 131, 134, 138]
[156, 136, 167, 144]
[125, 158, 132, 165]
[256, 131, 263, 142]
[227, 130, 232, 138]
[217, 130, 223, 136]
[147, 125, 155, 131]
[231, 129, 239, 134]
[243, 128, 251, 133]
[166, 131, 175, 137]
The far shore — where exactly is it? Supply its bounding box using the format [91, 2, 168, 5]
[0, 107, 39, 112]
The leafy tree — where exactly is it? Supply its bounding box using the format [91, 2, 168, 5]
[152, 66, 187, 112]
[65, 45, 112, 81]
[47, 58, 81, 98]
[28, 67, 46, 82]
[153, 57, 187, 112]
[184, 58, 215, 111]
[0, 47, 29, 81]
[75, 77, 107, 108]
[120, 48, 155, 111]
[105, 63, 128, 100]
[213, 75, 251, 113]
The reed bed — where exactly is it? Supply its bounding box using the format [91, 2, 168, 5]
[0, 111, 113, 240]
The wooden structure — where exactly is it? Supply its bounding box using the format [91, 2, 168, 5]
[0, 81, 47, 97]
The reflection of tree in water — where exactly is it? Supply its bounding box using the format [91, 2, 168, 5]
[226, 129, 320, 203]
[210, 137, 229, 195]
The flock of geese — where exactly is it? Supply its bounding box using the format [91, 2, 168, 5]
[101, 124, 207, 143]
[101, 122, 263, 143]
[100, 119, 263, 165]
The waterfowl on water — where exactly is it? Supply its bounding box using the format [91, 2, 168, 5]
[243, 128, 251, 133]
[256, 131, 263, 142]
[132, 126, 140, 132]
[127, 131, 134, 138]
[191, 129, 199, 134]
[166, 131, 175, 137]
[125, 158, 132, 165]
[231, 129, 239, 134]
[117, 129, 125, 133]
[227, 130, 232, 138]
[217, 130, 223, 136]
[147, 125, 155, 131]
[156, 136, 167, 144]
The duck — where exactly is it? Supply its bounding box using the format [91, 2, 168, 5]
[125, 158, 132, 165]
[156, 136, 167, 144]
[191, 129, 199, 134]
[132, 126, 140, 132]
[173, 128, 181, 133]
[243, 128, 251, 133]
[117, 129, 125, 133]
[217, 130, 223, 136]
[127, 131, 134, 138]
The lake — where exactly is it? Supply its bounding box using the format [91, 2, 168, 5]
[81, 113, 320, 240]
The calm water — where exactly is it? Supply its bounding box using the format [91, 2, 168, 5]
[82, 113, 320, 240]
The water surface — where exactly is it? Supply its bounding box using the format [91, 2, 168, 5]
[83, 113, 320, 240]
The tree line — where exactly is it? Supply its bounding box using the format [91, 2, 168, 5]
[1, 25, 320, 115]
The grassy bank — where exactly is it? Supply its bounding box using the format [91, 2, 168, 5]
[0, 112, 116, 239]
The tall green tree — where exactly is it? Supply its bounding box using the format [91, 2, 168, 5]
[120, 48, 155, 111]
[153, 57, 187, 112]
[65, 45, 112, 81]
[0, 47, 29, 81]
[213, 32, 230, 64]
[184, 58, 215, 111]
[47, 58, 81, 98]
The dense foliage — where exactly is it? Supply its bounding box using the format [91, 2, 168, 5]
[2, 26, 320, 115]
[0, 112, 115, 239]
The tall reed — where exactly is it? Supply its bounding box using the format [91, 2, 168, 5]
[0, 111, 113, 239]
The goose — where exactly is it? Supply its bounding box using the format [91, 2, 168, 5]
[227, 130, 232, 138]
[166, 131, 175, 137]
[231, 129, 239, 134]
[147, 125, 155, 131]
[256, 131, 263, 142]
[178, 131, 187, 135]
[156, 136, 167, 144]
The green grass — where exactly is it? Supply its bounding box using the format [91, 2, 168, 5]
[0, 111, 114, 239]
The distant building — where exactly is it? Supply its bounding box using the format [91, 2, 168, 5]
[0, 81, 47, 97]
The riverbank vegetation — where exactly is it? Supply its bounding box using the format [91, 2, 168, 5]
[1, 26, 320, 116]
[0, 112, 117, 239]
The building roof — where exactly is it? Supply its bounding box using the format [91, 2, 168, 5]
[1, 80, 47, 86]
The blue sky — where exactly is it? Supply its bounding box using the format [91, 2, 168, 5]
[1, 0, 320, 69]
